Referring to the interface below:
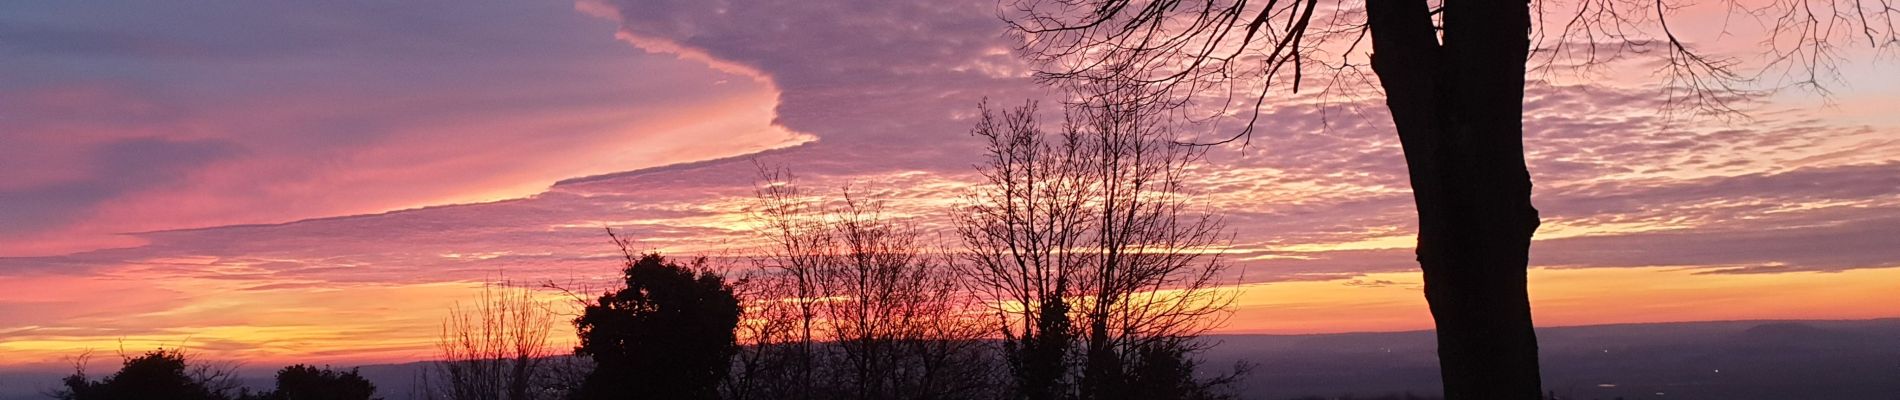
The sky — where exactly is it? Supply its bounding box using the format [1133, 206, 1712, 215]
[2, 0, 1898, 370]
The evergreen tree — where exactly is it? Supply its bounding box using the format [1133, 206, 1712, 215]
[573, 252, 741, 400]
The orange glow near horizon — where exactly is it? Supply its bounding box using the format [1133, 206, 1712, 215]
[3, 265, 1895, 368]
[1222, 267, 1900, 335]
[4, 0, 1898, 376]
[0, 276, 583, 369]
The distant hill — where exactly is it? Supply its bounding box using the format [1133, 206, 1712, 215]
[4, 319, 1895, 400]
[1203, 318, 1900, 399]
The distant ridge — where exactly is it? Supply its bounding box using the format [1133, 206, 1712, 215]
[4, 318, 1895, 400]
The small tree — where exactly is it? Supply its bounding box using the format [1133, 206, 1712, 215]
[53, 348, 242, 400]
[572, 245, 742, 400]
[427, 279, 557, 400]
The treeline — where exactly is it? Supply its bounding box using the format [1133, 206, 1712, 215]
[51, 98, 1242, 400]
[52, 349, 375, 400]
[423, 98, 1243, 400]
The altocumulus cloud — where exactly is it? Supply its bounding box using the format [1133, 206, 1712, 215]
[0, 0, 1896, 365]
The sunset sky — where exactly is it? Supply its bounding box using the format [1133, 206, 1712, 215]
[3, 0, 1898, 370]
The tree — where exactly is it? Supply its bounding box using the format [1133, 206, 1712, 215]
[955, 102, 1095, 400]
[246, 364, 379, 400]
[744, 170, 832, 400]
[427, 279, 558, 400]
[1116, 338, 1240, 400]
[736, 170, 998, 400]
[572, 245, 742, 400]
[1001, 0, 1895, 398]
[53, 348, 242, 400]
[956, 98, 1236, 400]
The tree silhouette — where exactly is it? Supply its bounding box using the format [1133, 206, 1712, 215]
[244, 364, 378, 400]
[737, 170, 997, 400]
[1001, 0, 1895, 398]
[957, 99, 1238, 400]
[1013, 299, 1076, 400]
[956, 102, 1092, 400]
[572, 246, 742, 400]
[53, 349, 242, 400]
[1115, 339, 1240, 400]
[426, 279, 558, 400]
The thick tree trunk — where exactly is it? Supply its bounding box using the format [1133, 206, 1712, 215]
[1368, 0, 1544, 398]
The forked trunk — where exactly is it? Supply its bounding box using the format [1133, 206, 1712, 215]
[1367, 0, 1544, 398]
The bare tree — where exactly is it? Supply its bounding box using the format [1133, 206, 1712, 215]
[426, 279, 557, 400]
[823, 194, 998, 400]
[1001, 0, 1894, 398]
[956, 97, 1236, 400]
[1072, 90, 1235, 400]
[955, 102, 1096, 400]
[721, 261, 806, 400]
[745, 168, 834, 400]
[737, 170, 999, 400]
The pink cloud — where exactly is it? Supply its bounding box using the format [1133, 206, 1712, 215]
[0, 2, 808, 256]
[1, 0, 1897, 368]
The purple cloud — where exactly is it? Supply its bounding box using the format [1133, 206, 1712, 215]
[0, 0, 1896, 367]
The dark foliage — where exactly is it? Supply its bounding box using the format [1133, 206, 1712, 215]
[1099, 339, 1238, 400]
[54, 349, 239, 400]
[242, 364, 378, 400]
[572, 253, 742, 400]
[1006, 298, 1074, 400]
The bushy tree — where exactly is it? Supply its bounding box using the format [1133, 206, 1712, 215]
[54, 349, 241, 400]
[572, 249, 742, 400]
[244, 364, 378, 400]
